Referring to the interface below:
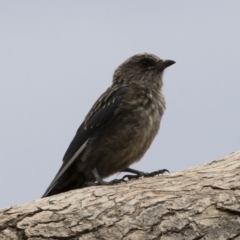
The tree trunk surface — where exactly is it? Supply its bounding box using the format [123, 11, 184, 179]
[1, 151, 240, 240]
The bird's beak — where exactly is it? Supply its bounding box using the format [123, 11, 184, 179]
[156, 60, 176, 71]
[162, 60, 176, 69]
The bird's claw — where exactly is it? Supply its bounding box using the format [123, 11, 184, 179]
[102, 178, 127, 185]
[122, 168, 169, 181]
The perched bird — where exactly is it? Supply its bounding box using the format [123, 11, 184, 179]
[42, 53, 175, 198]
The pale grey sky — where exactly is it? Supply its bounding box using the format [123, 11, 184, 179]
[0, 1, 240, 208]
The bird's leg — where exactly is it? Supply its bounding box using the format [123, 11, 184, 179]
[121, 167, 169, 181]
[84, 168, 126, 187]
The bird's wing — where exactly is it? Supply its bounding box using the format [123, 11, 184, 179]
[42, 86, 128, 197]
[63, 85, 128, 162]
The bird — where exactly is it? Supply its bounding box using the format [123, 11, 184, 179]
[42, 53, 175, 198]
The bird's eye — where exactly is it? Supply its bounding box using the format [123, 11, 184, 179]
[139, 58, 155, 68]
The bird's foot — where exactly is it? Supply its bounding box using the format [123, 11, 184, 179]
[122, 168, 169, 181]
[98, 178, 126, 186]
[84, 167, 127, 187]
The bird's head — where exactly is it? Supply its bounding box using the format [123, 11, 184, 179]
[113, 53, 175, 87]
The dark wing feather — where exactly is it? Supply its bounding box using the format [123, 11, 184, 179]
[42, 86, 128, 197]
[63, 86, 128, 163]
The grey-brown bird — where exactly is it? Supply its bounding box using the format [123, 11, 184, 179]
[42, 53, 175, 197]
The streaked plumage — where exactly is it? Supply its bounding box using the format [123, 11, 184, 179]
[42, 53, 175, 197]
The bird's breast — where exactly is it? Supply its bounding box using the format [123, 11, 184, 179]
[115, 93, 164, 165]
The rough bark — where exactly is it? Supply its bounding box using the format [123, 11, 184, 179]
[1, 151, 240, 240]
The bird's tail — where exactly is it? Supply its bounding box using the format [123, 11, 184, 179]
[42, 165, 86, 198]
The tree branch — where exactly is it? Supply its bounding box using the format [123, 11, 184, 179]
[1, 151, 240, 239]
